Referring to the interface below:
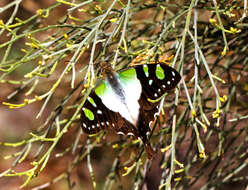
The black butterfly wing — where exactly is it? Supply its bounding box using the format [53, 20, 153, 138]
[135, 63, 181, 101]
[135, 62, 181, 121]
[81, 91, 138, 136]
[134, 63, 181, 158]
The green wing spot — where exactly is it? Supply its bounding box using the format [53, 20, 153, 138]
[95, 81, 107, 97]
[119, 68, 136, 80]
[119, 68, 141, 88]
[83, 108, 94, 121]
[143, 65, 149, 77]
[88, 96, 96, 107]
[156, 65, 165, 80]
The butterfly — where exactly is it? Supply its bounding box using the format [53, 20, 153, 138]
[81, 62, 181, 159]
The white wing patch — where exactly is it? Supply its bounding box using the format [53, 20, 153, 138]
[98, 72, 142, 126]
[119, 73, 142, 125]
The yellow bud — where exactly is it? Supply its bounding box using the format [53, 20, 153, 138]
[209, 18, 216, 24]
[110, 18, 118, 23]
[174, 177, 182, 181]
[212, 109, 222, 118]
[199, 150, 206, 159]
[36, 9, 43, 16]
[21, 49, 27, 53]
[24, 99, 29, 104]
[219, 95, 227, 103]
[112, 144, 119, 149]
[230, 27, 241, 33]
[202, 124, 207, 133]
[161, 144, 172, 153]
[64, 33, 68, 40]
[174, 159, 184, 168]
[84, 83, 90, 88]
[95, 5, 103, 13]
[175, 169, 184, 174]
[38, 60, 42, 65]
[192, 109, 196, 117]
[221, 48, 226, 56]
[35, 96, 41, 101]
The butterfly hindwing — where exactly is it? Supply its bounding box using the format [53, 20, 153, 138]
[81, 90, 138, 136]
[81, 91, 114, 134]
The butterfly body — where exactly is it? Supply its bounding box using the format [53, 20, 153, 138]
[81, 62, 181, 159]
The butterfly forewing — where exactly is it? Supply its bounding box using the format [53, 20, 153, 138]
[135, 63, 181, 100]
